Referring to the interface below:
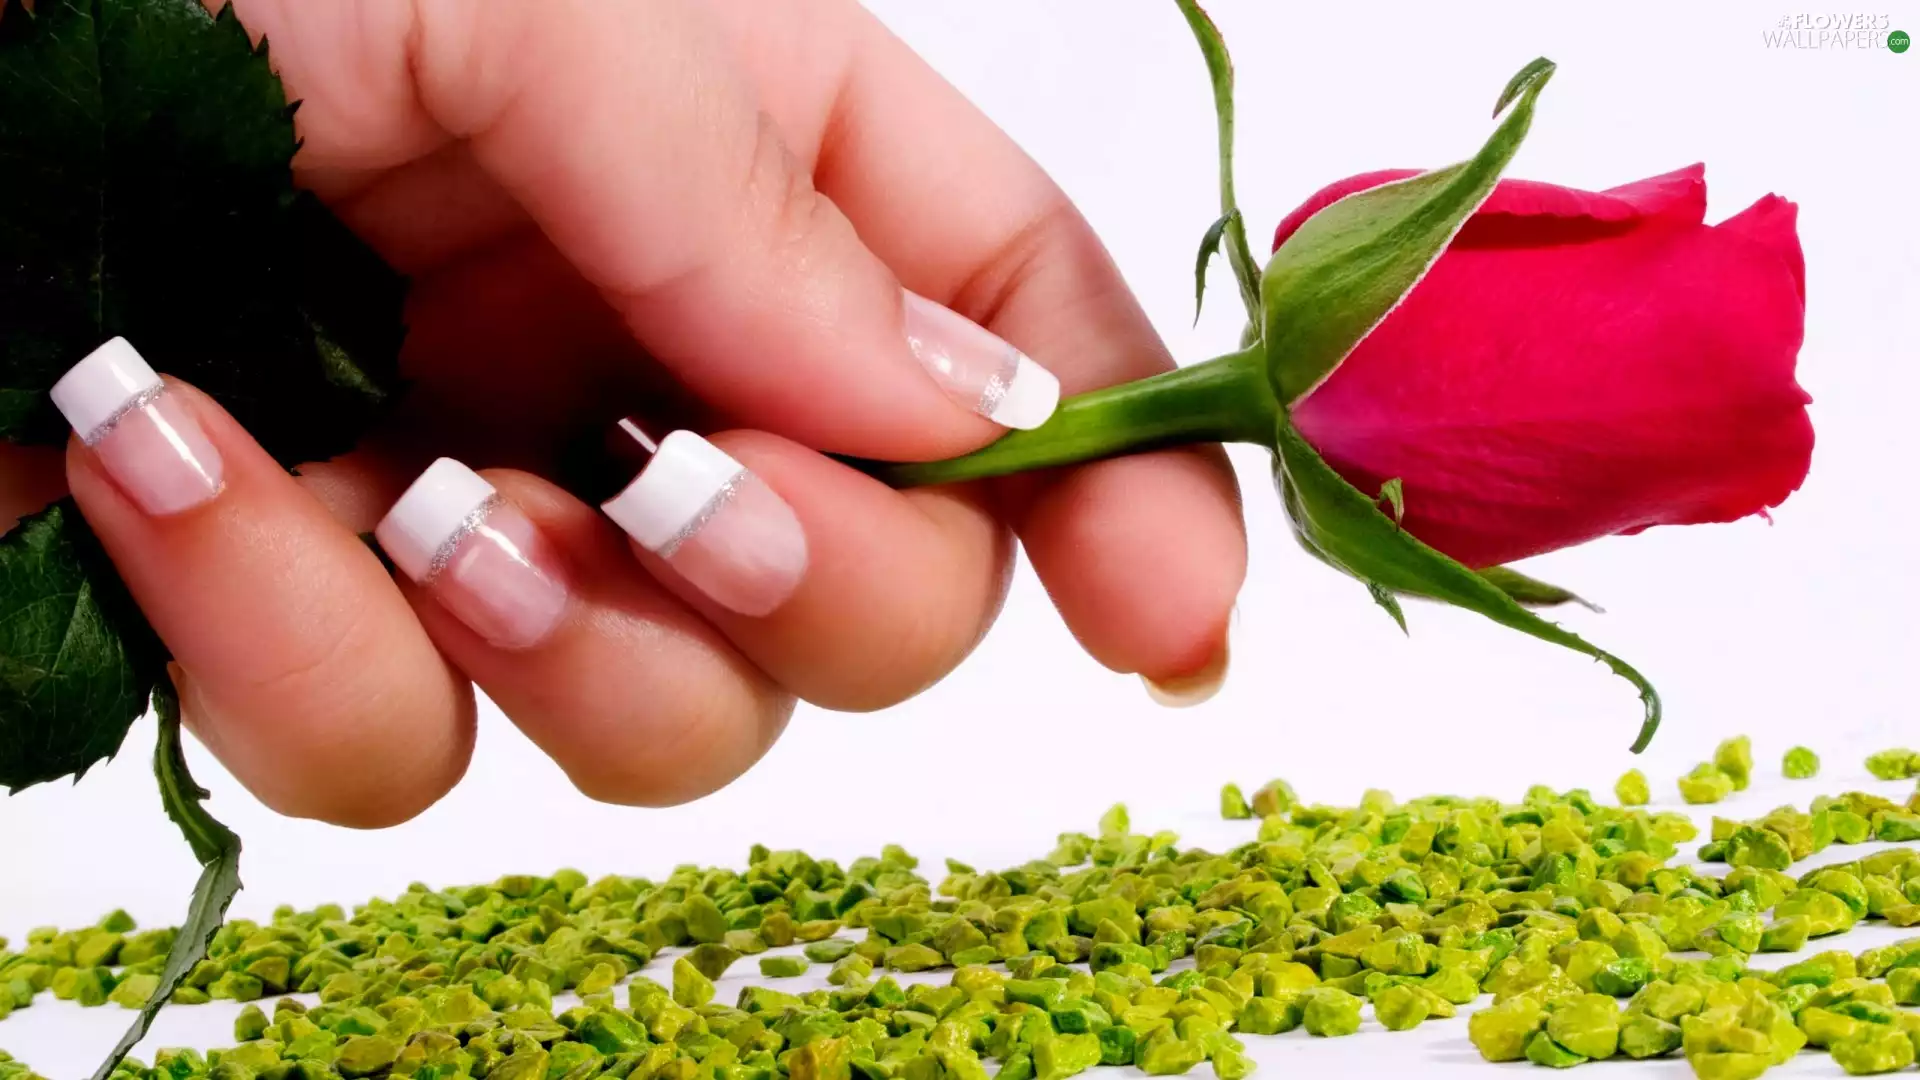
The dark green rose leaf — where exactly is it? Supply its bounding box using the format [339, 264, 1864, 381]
[1262, 57, 1554, 405]
[93, 685, 243, 1080]
[0, 0, 406, 463]
[0, 0, 406, 788]
[0, 500, 166, 791]
[1274, 420, 1660, 752]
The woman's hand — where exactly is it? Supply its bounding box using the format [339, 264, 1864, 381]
[8, 0, 1246, 826]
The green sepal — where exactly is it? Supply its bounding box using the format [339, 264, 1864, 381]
[1174, 0, 1261, 326]
[1377, 478, 1405, 526]
[1366, 582, 1409, 635]
[1479, 566, 1603, 612]
[1261, 57, 1555, 405]
[1273, 419, 1660, 752]
[1193, 210, 1236, 323]
[1280, 472, 1403, 636]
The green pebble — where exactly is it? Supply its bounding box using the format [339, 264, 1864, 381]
[1370, 984, 1428, 1031]
[233, 1003, 269, 1041]
[827, 954, 873, 986]
[1524, 1031, 1587, 1068]
[1783, 746, 1820, 779]
[1831, 1027, 1917, 1075]
[1618, 1013, 1683, 1059]
[1759, 916, 1810, 952]
[1235, 995, 1301, 1036]
[1864, 748, 1920, 781]
[1679, 764, 1736, 805]
[1876, 812, 1920, 842]
[1032, 1032, 1101, 1080]
[1468, 998, 1546, 1062]
[1714, 736, 1754, 792]
[1887, 967, 1920, 1006]
[1136, 1037, 1205, 1076]
[1218, 785, 1251, 820]
[1094, 1026, 1136, 1066]
[672, 956, 714, 1008]
[684, 943, 741, 980]
[804, 939, 857, 963]
[1615, 769, 1650, 807]
[335, 1035, 401, 1078]
[107, 972, 160, 1011]
[759, 956, 808, 978]
[1300, 988, 1361, 1038]
[885, 943, 945, 973]
[1546, 993, 1621, 1060]
[1686, 1051, 1772, 1080]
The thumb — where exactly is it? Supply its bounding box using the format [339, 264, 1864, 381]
[232, 0, 1059, 458]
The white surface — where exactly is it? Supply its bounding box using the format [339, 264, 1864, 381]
[48, 338, 160, 444]
[4, 0, 1918, 1076]
[601, 430, 747, 552]
[375, 458, 498, 583]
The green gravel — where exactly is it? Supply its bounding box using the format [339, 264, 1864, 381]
[3, 747, 1918, 1080]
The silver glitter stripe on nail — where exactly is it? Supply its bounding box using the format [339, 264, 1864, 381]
[424, 493, 505, 584]
[657, 468, 747, 559]
[81, 383, 166, 446]
[973, 345, 1022, 420]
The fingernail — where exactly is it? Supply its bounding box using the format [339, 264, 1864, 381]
[1142, 639, 1230, 708]
[601, 431, 807, 617]
[376, 459, 571, 650]
[903, 290, 1060, 429]
[50, 338, 224, 515]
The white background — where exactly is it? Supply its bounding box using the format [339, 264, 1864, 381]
[2, 1, 1916, 1076]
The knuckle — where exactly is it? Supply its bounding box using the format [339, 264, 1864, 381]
[737, 109, 841, 270]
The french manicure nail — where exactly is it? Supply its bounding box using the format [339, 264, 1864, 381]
[50, 338, 224, 515]
[376, 459, 570, 650]
[1142, 639, 1230, 708]
[601, 431, 807, 617]
[903, 290, 1060, 429]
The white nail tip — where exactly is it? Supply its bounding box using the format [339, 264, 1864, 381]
[601, 431, 744, 554]
[50, 337, 164, 443]
[986, 353, 1061, 430]
[376, 458, 498, 584]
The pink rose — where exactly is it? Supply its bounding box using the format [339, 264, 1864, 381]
[1276, 163, 1814, 567]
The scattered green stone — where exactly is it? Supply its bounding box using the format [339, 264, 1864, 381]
[1524, 1031, 1587, 1068]
[1371, 983, 1429, 1031]
[1680, 764, 1737, 805]
[1784, 746, 1820, 779]
[1864, 748, 1920, 781]
[1136, 1037, 1205, 1076]
[1714, 736, 1754, 792]
[1618, 1013, 1683, 1059]
[758, 955, 808, 978]
[1218, 784, 1251, 820]
[671, 956, 714, 1008]
[1300, 988, 1362, 1037]
[1831, 1026, 1917, 1075]
[803, 939, 856, 964]
[1615, 769, 1650, 807]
